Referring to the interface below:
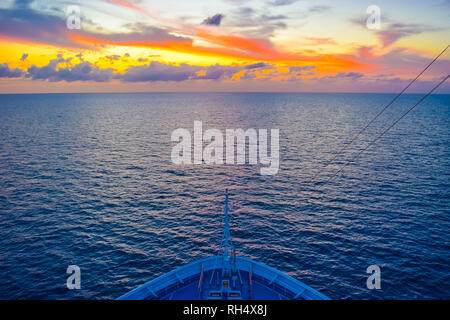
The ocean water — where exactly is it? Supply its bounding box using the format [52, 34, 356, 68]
[0, 92, 449, 300]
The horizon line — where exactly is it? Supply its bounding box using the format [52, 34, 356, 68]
[1, 91, 449, 95]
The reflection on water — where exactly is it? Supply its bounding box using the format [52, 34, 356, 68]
[0, 92, 449, 299]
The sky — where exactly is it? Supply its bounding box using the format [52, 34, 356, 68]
[0, 0, 449, 93]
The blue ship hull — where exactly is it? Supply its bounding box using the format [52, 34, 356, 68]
[118, 256, 329, 300]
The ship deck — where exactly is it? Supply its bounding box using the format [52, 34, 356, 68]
[117, 256, 329, 300]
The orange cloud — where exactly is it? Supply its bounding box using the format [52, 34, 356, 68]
[106, 0, 144, 13]
[69, 31, 373, 73]
[104, 0, 373, 71]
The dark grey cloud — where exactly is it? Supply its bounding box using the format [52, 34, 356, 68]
[105, 55, 121, 61]
[0, 63, 25, 78]
[225, 7, 288, 38]
[202, 14, 224, 26]
[75, 53, 84, 62]
[268, 0, 298, 6]
[245, 62, 268, 69]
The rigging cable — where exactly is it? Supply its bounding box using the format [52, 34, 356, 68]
[307, 44, 450, 184]
[317, 73, 450, 188]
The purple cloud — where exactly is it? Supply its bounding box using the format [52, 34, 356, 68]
[0, 6, 82, 48]
[19, 59, 271, 83]
[121, 62, 244, 82]
[377, 23, 438, 47]
[350, 17, 439, 48]
[289, 66, 315, 72]
[319, 72, 364, 81]
[121, 62, 199, 82]
[0, 63, 24, 78]
[0, 6, 191, 49]
[27, 60, 115, 82]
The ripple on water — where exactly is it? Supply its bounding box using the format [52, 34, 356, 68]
[0, 93, 449, 299]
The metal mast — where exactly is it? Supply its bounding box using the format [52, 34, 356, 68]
[209, 189, 235, 283]
[222, 189, 232, 260]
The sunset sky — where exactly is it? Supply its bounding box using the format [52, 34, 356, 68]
[0, 0, 449, 93]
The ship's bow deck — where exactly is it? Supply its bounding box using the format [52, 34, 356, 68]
[118, 256, 329, 300]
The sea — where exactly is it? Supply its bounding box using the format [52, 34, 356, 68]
[0, 92, 449, 299]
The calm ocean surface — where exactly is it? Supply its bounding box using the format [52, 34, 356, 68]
[0, 92, 449, 299]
